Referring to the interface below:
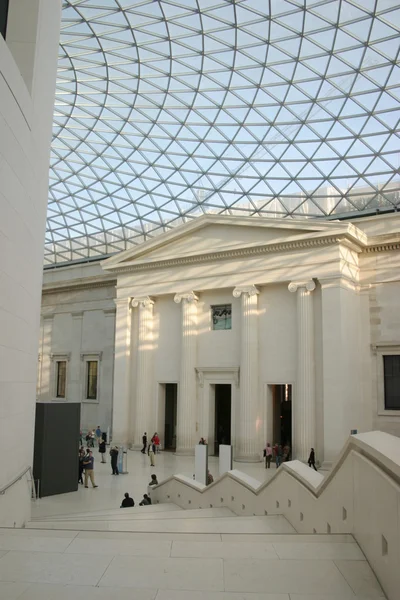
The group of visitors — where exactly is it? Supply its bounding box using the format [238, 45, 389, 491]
[120, 474, 159, 508]
[141, 432, 160, 467]
[264, 441, 318, 470]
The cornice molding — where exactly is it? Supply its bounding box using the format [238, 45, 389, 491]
[365, 242, 400, 253]
[42, 278, 116, 295]
[111, 235, 344, 274]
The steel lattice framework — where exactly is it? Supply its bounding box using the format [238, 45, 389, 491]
[47, 0, 400, 265]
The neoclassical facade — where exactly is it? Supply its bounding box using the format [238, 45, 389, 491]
[38, 213, 400, 466]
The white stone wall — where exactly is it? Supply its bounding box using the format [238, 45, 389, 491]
[0, 0, 61, 526]
[38, 283, 116, 433]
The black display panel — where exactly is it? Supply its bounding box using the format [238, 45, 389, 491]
[0, 0, 9, 39]
[33, 403, 80, 497]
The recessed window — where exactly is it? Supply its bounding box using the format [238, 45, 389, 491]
[86, 361, 98, 400]
[211, 304, 231, 330]
[56, 361, 67, 398]
[383, 355, 400, 410]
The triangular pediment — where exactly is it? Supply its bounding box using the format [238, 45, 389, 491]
[102, 214, 363, 271]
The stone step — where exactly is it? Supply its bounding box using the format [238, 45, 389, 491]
[31, 507, 235, 523]
[26, 515, 295, 534]
[31, 502, 182, 521]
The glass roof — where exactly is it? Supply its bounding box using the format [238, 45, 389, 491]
[47, 0, 400, 265]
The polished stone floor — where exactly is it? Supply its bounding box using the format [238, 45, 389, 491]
[0, 452, 384, 599]
[0, 528, 385, 599]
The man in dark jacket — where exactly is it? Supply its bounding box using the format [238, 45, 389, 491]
[110, 446, 119, 475]
[120, 492, 134, 508]
[141, 432, 147, 454]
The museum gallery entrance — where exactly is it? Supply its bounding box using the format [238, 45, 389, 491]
[164, 383, 177, 450]
[214, 384, 231, 455]
[271, 384, 292, 455]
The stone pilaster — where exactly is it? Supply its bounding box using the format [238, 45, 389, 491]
[174, 292, 198, 455]
[111, 298, 132, 446]
[132, 296, 154, 449]
[288, 279, 316, 461]
[233, 285, 260, 462]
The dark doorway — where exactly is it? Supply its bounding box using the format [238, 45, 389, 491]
[164, 383, 177, 450]
[214, 384, 231, 455]
[272, 384, 292, 454]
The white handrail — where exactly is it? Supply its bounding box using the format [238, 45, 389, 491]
[0, 466, 36, 500]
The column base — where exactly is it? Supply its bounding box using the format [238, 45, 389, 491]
[235, 453, 261, 463]
[175, 447, 195, 456]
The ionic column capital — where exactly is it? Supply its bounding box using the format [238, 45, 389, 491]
[131, 296, 154, 308]
[174, 292, 198, 304]
[288, 280, 316, 293]
[233, 285, 259, 298]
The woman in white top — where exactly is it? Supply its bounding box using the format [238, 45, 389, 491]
[265, 442, 273, 468]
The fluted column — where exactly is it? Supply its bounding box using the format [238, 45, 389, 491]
[288, 279, 316, 461]
[112, 298, 132, 446]
[174, 292, 198, 455]
[132, 296, 154, 448]
[233, 285, 260, 462]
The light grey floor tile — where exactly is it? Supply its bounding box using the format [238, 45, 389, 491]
[220, 534, 354, 543]
[0, 551, 113, 586]
[224, 559, 354, 595]
[99, 555, 224, 591]
[171, 541, 278, 559]
[290, 595, 386, 600]
[76, 531, 222, 542]
[273, 542, 365, 560]
[0, 529, 79, 538]
[334, 560, 385, 597]
[65, 537, 171, 557]
[156, 591, 289, 600]
[0, 535, 73, 553]
[18, 583, 157, 600]
[0, 550, 9, 559]
[0, 581, 30, 599]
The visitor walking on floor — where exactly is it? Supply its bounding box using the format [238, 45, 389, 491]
[141, 432, 147, 454]
[110, 445, 119, 474]
[83, 450, 98, 488]
[152, 432, 160, 453]
[98, 437, 106, 463]
[149, 442, 156, 467]
[308, 448, 317, 471]
[95, 425, 102, 444]
[265, 442, 272, 468]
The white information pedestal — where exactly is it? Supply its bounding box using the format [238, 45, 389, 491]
[194, 444, 208, 485]
[219, 444, 233, 477]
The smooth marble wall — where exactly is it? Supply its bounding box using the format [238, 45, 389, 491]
[0, 1, 61, 526]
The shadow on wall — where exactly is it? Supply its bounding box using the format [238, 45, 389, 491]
[152, 431, 400, 600]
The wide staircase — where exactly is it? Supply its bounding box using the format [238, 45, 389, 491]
[0, 501, 385, 598]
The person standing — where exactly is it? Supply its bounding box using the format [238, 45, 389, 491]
[276, 444, 283, 468]
[99, 437, 106, 463]
[149, 474, 158, 486]
[110, 446, 119, 475]
[95, 425, 101, 444]
[283, 443, 291, 462]
[83, 450, 98, 488]
[152, 432, 160, 453]
[265, 442, 272, 468]
[308, 448, 317, 471]
[78, 447, 85, 484]
[149, 442, 156, 467]
[141, 432, 147, 454]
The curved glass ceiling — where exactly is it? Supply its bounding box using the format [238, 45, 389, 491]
[47, 0, 400, 265]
